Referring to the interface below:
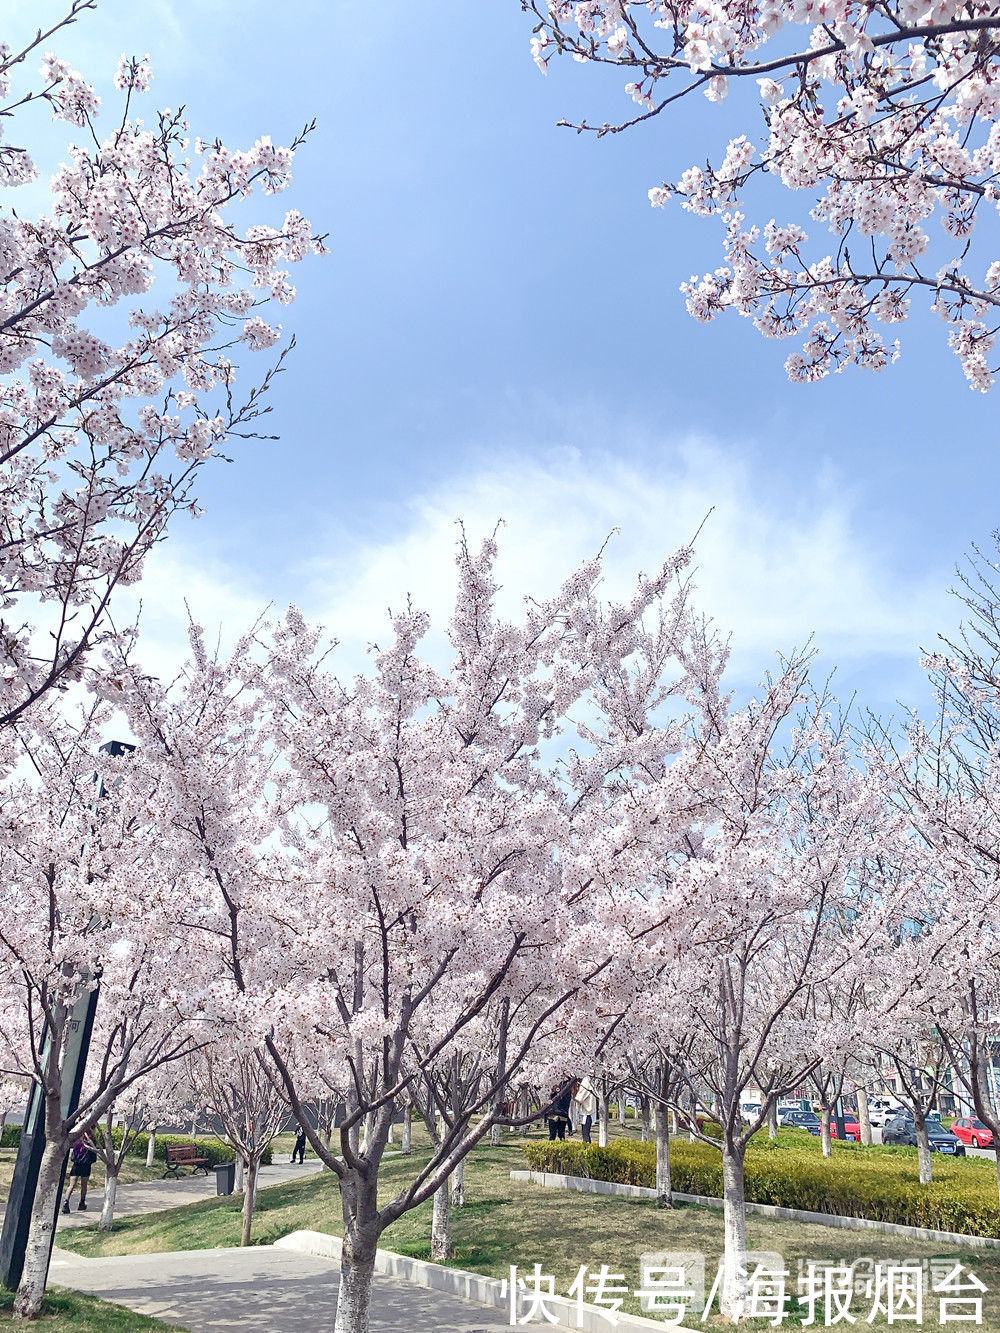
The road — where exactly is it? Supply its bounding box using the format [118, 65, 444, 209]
[869, 1125, 997, 1162]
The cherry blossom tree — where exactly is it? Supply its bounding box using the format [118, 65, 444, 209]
[522, 0, 1000, 388]
[799, 966, 879, 1153]
[870, 535, 1000, 1196]
[620, 679, 891, 1321]
[0, 706, 204, 1318]
[114, 528, 727, 1333]
[0, 1, 320, 742]
[186, 1045, 289, 1247]
[90, 1064, 181, 1232]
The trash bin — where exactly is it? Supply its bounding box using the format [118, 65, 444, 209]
[214, 1161, 236, 1195]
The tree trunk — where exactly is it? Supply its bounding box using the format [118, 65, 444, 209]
[98, 1169, 118, 1232]
[241, 1159, 257, 1247]
[766, 1101, 778, 1141]
[654, 1106, 672, 1208]
[856, 1089, 872, 1147]
[914, 1114, 933, 1184]
[400, 1105, 411, 1156]
[430, 1181, 451, 1261]
[145, 1128, 156, 1168]
[617, 1097, 626, 1127]
[820, 1105, 832, 1157]
[235, 1155, 246, 1193]
[720, 1146, 749, 1323]
[490, 1122, 500, 1147]
[597, 1090, 609, 1148]
[640, 1097, 651, 1142]
[450, 1159, 464, 1208]
[13, 1136, 66, 1319]
[334, 1229, 378, 1333]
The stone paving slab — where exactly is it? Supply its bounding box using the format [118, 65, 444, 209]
[49, 1243, 512, 1332]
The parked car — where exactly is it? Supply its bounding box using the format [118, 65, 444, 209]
[780, 1109, 821, 1131]
[882, 1113, 966, 1155]
[805, 1115, 862, 1141]
[867, 1098, 904, 1128]
[830, 1116, 862, 1142]
[952, 1117, 995, 1149]
[739, 1102, 763, 1124]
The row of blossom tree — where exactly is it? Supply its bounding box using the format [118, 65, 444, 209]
[4, 4, 1000, 1333]
[5, 526, 1000, 1330]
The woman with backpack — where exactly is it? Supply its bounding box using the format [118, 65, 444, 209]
[62, 1133, 97, 1212]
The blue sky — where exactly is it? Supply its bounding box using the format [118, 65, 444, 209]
[16, 0, 994, 718]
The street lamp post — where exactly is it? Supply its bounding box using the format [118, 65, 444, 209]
[0, 740, 135, 1293]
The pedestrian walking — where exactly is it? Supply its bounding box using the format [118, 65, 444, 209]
[572, 1075, 599, 1144]
[546, 1083, 572, 1141]
[292, 1123, 307, 1164]
[62, 1133, 97, 1212]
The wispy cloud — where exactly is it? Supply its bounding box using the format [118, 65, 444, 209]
[122, 437, 950, 708]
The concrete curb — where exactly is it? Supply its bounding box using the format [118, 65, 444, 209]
[510, 1170, 1000, 1251]
[274, 1228, 694, 1331]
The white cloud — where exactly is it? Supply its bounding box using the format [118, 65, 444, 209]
[110, 548, 269, 687]
[121, 437, 950, 701]
[302, 439, 948, 683]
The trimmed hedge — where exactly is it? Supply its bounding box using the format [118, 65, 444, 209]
[525, 1136, 1000, 1239]
[0, 1124, 270, 1167]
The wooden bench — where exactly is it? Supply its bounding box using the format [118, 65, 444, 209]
[163, 1143, 210, 1178]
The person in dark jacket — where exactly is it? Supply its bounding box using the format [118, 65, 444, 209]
[547, 1083, 573, 1140]
[292, 1123, 307, 1164]
[62, 1133, 97, 1212]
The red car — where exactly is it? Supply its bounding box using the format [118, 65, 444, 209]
[952, 1117, 995, 1149]
[829, 1117, 862, 1142]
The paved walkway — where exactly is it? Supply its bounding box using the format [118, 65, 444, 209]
[56, 1158, 324, 1230]
[50, 1244, 511, 1332]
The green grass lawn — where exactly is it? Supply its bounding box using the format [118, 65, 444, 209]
[55, 1133, 1000, 1329]
[0, 1288, 184, 1331]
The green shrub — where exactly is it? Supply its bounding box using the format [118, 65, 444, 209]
[115, 1130, 272, 1167]
[525, 1136, 1000, 1239]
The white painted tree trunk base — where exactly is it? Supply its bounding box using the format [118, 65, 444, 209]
[99, 1172, 118, 1231]
[333, 1241, 376, 1333]
[431, 1182, 452, 1261]
[720, 1149, 749, 1323]
[450, 1159, 464, 1208]
[14, 1139, 65, 1318]
[654, 1107, 672, 1208]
